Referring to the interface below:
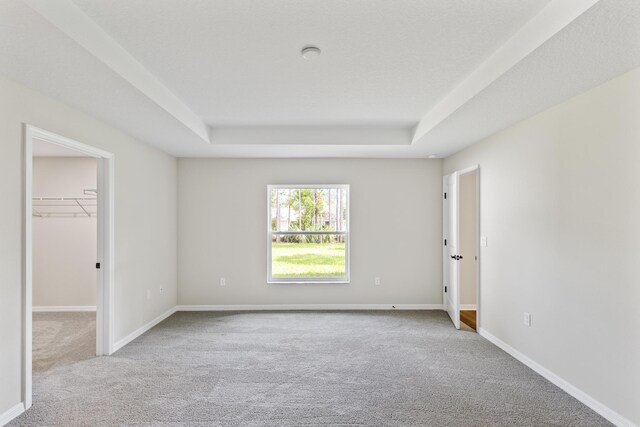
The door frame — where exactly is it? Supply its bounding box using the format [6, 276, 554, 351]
[442, 164, 480, 330]
[23, 125, 115, 410]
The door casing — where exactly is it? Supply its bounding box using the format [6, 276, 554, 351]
[23, 125, 115, 410]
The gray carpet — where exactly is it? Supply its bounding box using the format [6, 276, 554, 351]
[31, 312, 96, 373]
[12, 311, 609, 426]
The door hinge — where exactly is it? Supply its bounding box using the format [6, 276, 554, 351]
[444, 192, 447, 199]
[444, 239, 447, 246]
[96, 262, 101, 269]
[444, 286, 447, 293]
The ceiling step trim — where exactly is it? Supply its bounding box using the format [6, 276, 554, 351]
[23, 0, 211, 144]
[411, 0, 600, 145]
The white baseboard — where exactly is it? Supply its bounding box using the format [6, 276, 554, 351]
[112, 307, 177, 353]
[176, 304, 443, 311]
[478, 328, 635, 427]
[0, 402, 25, 426]
[32, 305, 96, 312]
[459, 304, 477, 310]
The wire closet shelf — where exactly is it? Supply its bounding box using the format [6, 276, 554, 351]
[32, 189, 97, 218]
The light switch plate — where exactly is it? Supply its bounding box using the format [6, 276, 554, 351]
[523, 312, 531, 326]
[480, 236, 488, 247]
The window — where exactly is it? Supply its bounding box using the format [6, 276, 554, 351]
[267, 185, 349, 283]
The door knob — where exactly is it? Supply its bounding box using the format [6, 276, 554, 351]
[450, 255, 457, 259]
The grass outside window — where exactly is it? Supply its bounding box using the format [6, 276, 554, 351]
[271, 242, 346, 278]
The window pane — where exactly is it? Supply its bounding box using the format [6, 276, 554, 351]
[271, 235, 346, 279]
[270, 187, 348, 233]
[269, 185, 349, 282]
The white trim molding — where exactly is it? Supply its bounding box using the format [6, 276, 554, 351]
[0, 402, 25, 426]
[478, 328, 636, 427]
[32, 306, 96, 312]
[112, 307, 177, 353]
[412, 0, 600, 144]
[459, 304, 477, 311]
[24, 125, 116, 410]
[177, 304, 443, 311]
[22, 0, 210, 144]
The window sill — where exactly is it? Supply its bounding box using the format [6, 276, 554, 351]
[267, 280, 350, 285]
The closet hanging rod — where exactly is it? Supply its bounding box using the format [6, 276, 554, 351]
[32, 188, 98, 218]
[32, 197, 96, 201]
[32, 196, 97, 218]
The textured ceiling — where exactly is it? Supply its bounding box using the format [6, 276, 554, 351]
[0, 0, 638, 157]
[0, 0, 206, 155]
[423, 0, 640, 156]
[71, 0, 548, 127]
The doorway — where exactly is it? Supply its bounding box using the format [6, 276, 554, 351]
[458, 170, 478, 330]
[442, 165, 479, 331]
[32, 150, 98, 375]
[23, 125, 114, 410]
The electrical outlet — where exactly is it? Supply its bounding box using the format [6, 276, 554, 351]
[523, 312, 531, 327]
[159, 287, 164, 293]
[374, 277, 381, 286]
[220, 277, 226, 287]
[146, 289, 151, 300]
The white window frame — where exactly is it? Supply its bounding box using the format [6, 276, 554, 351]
[267, 184, 350, 284]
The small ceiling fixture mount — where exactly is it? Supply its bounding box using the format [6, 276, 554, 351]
[301, 45, 321, 60]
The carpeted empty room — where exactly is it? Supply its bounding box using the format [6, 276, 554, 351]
[12, 311, 610, 426]
[2, 1, 639, 426]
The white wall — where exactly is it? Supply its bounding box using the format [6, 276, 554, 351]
[178, 158, 442, 306]
[0, 76, 177, 417]
[444, 67, 640, 425]
[459, 172, 477, 306]
[33, 157, 97, 308]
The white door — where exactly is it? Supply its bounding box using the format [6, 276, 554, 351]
[443, 173, 460, 329]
